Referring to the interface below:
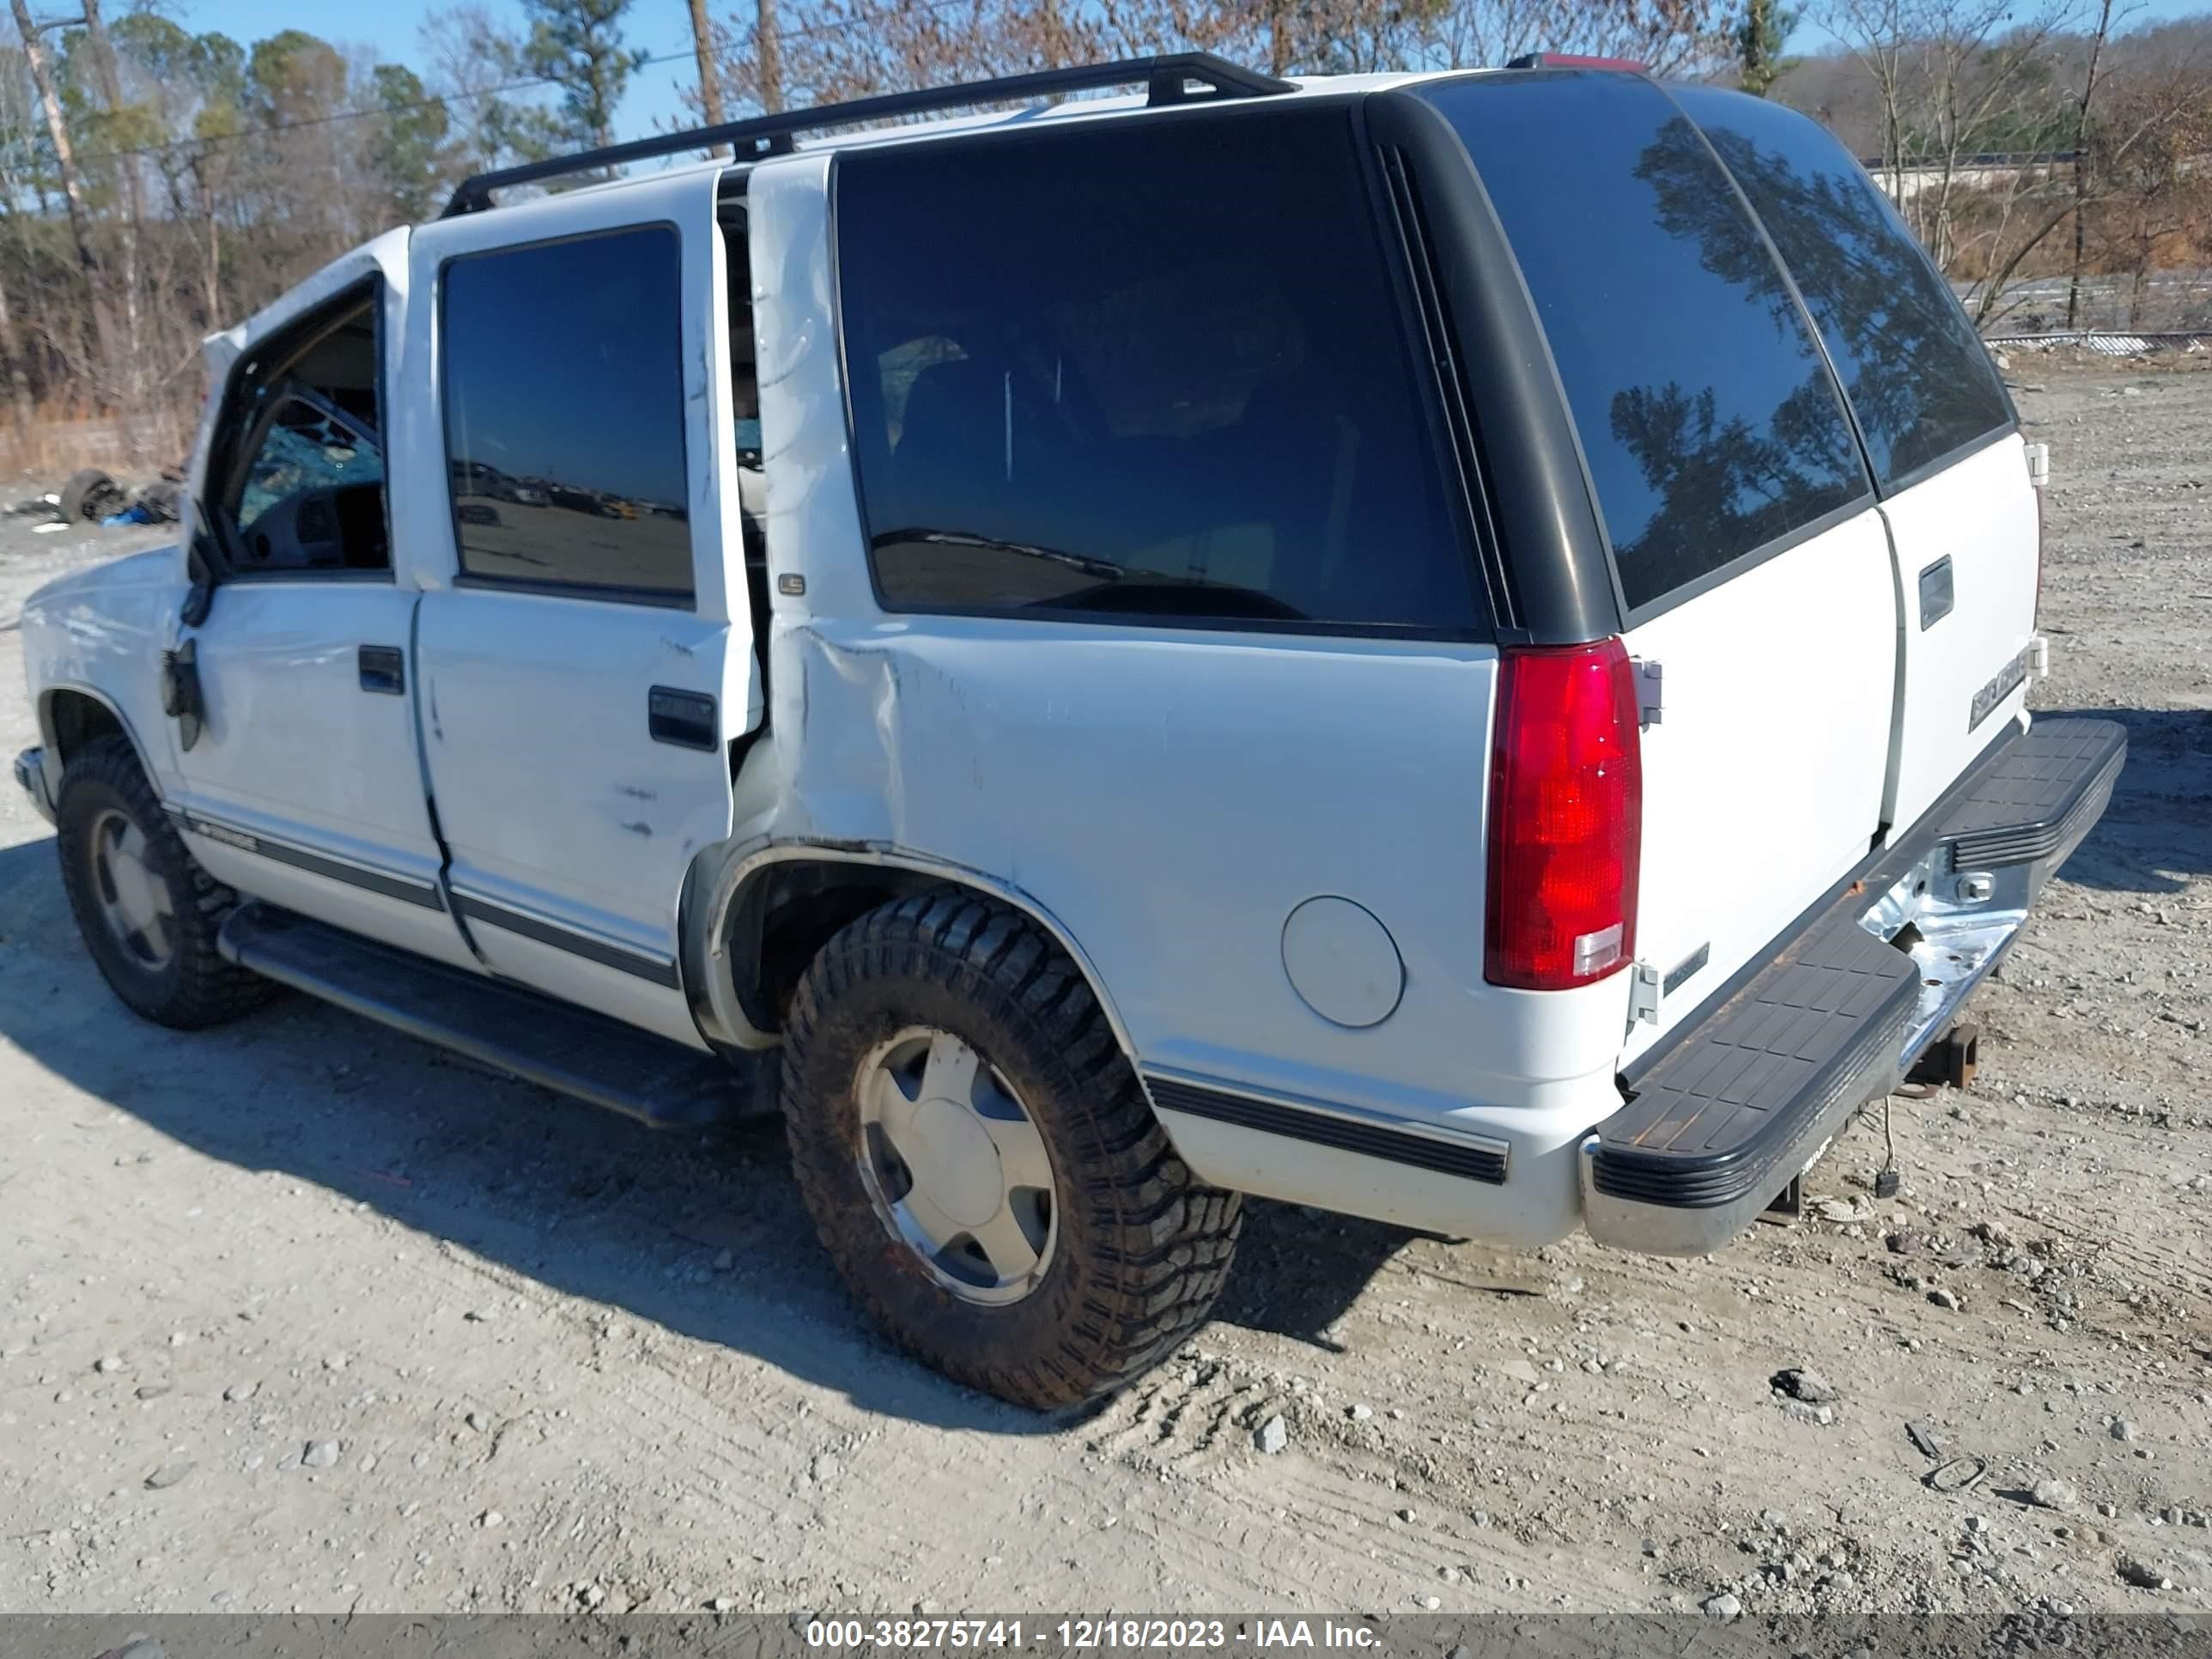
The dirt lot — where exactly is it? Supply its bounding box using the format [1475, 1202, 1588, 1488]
[1, 361, 2208, 1620]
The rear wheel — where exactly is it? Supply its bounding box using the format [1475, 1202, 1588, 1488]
[55, 736, 271, 1029]
[781, 890, 1242, 1409]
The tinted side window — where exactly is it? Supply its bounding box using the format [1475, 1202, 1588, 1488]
[836, 110, 1480, 635]
[1670, 86, 2014, 489]
[441, 227, 693, 599]
[1422, 74, 1867, 614]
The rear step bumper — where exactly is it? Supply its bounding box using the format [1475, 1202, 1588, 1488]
[1582, 715, 2125, 1257]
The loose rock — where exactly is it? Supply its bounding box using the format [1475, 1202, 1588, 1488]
[143, 1461, 194, 1491]
[1255, 1414, 1288, 1455]
[301, 1439, 340, 1470]
[1771, 1368, 1839, 1404]
[2117, 1554, 2172, 1591]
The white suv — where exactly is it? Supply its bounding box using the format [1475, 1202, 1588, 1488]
[14, 54, 2124, 1407]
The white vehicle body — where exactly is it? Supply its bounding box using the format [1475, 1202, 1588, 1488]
[16, 55, 2123, 1405]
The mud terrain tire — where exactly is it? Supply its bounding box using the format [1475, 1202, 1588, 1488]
[55, 735, 272, 1029]
[782, 890, 1242, 1409]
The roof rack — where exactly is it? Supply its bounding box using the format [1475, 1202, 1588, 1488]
[1503, 52, 1649, 71]
[441, 52, 1294, 218]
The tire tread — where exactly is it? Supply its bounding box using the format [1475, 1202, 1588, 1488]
[781, 888, 1242, 1409]
[56, 736, 271, 1030]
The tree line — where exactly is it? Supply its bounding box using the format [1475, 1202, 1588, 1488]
[3, 0, 2209, 471]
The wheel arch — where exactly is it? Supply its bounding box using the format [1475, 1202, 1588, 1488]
[690, 844, 1142, 1070]
[40, 684, 158, 781]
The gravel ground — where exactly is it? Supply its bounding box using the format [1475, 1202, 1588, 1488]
[0, 361, 2207, 1619]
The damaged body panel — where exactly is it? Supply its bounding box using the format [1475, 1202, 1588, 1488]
[16, 57, 2118, 1409]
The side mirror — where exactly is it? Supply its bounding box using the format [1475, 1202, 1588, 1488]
[160, 637, 204, 753]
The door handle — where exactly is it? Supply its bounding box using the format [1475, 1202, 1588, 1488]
[358, 645, 405, 695]
[647, 685, 717, 750]
[1917, 557, 1955, 630]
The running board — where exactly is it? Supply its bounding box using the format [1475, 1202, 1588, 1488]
[217, 904, 768, 1128]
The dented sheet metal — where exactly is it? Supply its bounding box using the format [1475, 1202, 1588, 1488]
[736, 149, 1613, 1246]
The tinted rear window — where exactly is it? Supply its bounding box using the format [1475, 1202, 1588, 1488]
[441, 226, 693, 599]
[834, 109, 1480, 635]
[1669, 86, 2014, 489]
[1422, 73, 1868, 614]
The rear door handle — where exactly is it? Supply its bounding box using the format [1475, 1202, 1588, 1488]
[1917, 557, 1955, 629]
[647, 685, 717, 750]
[358, 645, 405, 695]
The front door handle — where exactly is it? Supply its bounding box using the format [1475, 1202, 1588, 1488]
[358, 645, 405, 695]
[647, 686, 717, 750]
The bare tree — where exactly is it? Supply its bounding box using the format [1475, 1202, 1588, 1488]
[1957, 15, 2212, 325]
[757, 0, 782, 111]
[2063, 0, 2125, 325]
[2091, 44, 2212, 325]
[1815, 0, 2098, 332]
[79, 0, 153, 458]
[9, 0, 2212, 477]
[0, 253, 33, 439]
[10, 0, 125, 413]
[703, 0, 1725, 113]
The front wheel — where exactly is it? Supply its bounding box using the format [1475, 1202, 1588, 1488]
[781, 890, 1242, 1409]
[54, 735, 271, 1030]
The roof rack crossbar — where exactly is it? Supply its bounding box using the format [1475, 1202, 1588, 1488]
[441, 52, 1293, 217]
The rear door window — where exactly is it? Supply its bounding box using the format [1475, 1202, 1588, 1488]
[440, 226, 694, 600]
[833, 108, 1481, 636]
[1668, 86, 2015, 490]
[1421, 73, 1869, 615]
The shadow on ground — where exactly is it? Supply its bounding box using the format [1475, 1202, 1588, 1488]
[0, 832, 1413, 1435]
[2, 706, 2195, 1426]
[2033, 705, 2212, 896]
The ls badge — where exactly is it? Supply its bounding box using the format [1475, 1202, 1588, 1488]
[1969, 642, 2036, 732]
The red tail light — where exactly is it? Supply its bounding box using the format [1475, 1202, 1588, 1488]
[1484, 638, 1643, 990]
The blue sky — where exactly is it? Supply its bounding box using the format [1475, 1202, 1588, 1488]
[191, 0, 708, 139]
[195, 0, 2212, 149]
